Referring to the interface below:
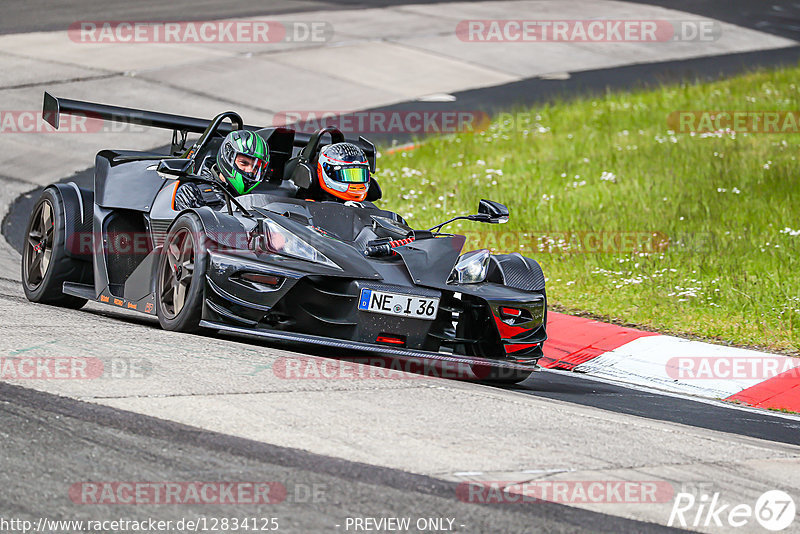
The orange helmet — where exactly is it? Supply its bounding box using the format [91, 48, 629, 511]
[316, 143, 370, 202]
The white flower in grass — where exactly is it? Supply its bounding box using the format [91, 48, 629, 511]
[600, 171, 616, 183]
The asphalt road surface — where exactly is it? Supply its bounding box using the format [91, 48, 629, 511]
[0, 382, 689, 534]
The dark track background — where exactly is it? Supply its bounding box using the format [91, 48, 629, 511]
[4, 0, 800, 40]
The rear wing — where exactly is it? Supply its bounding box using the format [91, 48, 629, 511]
[42, 92, 377, 170]
[43, 91, 246, 134]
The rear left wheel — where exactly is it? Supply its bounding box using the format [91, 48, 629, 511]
[22, 187, 89, 308]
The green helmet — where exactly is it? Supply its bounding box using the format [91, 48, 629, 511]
[216, 130, 270, 195]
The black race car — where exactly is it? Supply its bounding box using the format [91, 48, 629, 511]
[22, 93, 547, 383]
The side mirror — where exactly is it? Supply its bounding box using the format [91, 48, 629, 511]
[478, 199, 509, 224]
[157, 158, 193, 177]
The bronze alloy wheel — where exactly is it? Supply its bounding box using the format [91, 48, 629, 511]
[21, 187, 89, 308]
[158, 227, 196, 319]
[23, 198, 55, 290]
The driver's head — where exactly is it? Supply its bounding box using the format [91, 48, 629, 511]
[316, 142, 370, 202]
[217, 130, 269, 195]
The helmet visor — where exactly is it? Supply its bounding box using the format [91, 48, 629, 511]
[323, 163, 369, 184]
[234, 152, 268, 181]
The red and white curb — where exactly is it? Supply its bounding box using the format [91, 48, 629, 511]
[541, 312, 800, 412]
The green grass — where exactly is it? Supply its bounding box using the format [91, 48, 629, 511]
[376, 65, 800, 354]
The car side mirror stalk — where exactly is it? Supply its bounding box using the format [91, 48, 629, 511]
[156, 158, 193, 177]
[428, 199, 510, 232]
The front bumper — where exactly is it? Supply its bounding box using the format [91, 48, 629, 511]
[202, 251, 547, 364]
[200, 319, 540, 380]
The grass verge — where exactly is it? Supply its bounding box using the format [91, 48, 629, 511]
[376, 65, 800, 354]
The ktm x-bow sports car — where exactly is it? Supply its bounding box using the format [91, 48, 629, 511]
[22, 93, 547, 383]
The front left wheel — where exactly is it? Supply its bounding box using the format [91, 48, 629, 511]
[156, 213, 208, 332]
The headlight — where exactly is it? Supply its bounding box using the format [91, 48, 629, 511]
[262, 219, 340, 269]
[449, 249, 490, 284]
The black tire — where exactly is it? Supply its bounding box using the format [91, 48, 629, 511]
[21, 187, 89, 308]
[477, 369, 533, 385]
[155, 213, 207, 332]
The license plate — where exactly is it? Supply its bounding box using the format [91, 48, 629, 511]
[358, 288, 439, 320]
